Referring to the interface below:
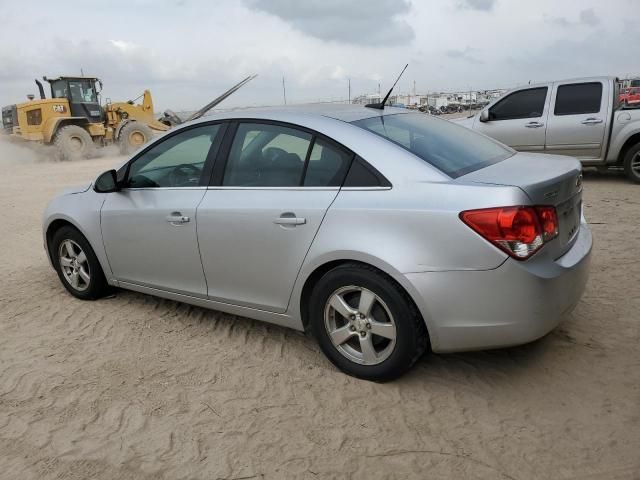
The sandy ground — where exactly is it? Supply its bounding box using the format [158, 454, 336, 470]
[0, 139, 639, 480]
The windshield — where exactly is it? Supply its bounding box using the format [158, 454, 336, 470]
[352, 113, 513, 178]
[69, 79, 98, 103]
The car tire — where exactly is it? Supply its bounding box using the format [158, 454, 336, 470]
[51, 226, 110, 300]
[118, 122, 154, 155]
[54, 125, 95, 161]
[623, 143, 640, 184]
[308, 263, 428, 382]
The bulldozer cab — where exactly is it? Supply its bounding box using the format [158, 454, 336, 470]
[45, 76, 104, 123]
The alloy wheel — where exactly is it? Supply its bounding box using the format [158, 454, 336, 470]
[58, 239, 91, 291]
[324, 286, 397, 365]
[632, 152, 640, 177]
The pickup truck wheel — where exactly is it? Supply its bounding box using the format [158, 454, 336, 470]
[623, 144, 640, 184]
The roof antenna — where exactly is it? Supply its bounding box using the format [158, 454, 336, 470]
[366, 63, 408, 109]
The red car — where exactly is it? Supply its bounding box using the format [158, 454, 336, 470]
[620, 80, 640, 106]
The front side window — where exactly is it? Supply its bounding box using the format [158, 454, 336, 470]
[489, 87, 548, 120]
[127, 124, 221, 188]
[554, 82, 602, 116]
[352, 113, 513, 178]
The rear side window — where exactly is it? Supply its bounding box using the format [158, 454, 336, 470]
[343, 156, 391, 187]
[222, 122, 354, 187]
[352, 113, 513, 178]
[223, 123, 311, 187]
[303, 138, 352, 187]
[554, 82, 602, 115]
[489, 87, 548, 120]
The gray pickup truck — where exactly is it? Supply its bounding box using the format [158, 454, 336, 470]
[454, 76, 640, 182]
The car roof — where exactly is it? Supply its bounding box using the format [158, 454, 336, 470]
[196, 103, 411, 124]
[515, 76, 616, 90]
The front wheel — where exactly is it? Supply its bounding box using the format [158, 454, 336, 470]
[51, 226, 109, 300]
[623, 143, 640, 184]
[308, 263, 428, 381]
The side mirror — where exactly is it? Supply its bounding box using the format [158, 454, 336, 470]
[479, 110, 490, 122]
[94, 169, 120, 193]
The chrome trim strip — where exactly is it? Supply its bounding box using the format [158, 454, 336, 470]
[340, 187, 392, 191]
[205, 186, 340, 191]
[122, 187, 209, 191]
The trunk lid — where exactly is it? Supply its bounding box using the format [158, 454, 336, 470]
[459, 152, 583, 258]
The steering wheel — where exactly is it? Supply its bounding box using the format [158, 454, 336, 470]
[168, 163, 201, 187]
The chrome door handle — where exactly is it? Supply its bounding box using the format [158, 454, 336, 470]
[525, 121, 544, 128]
[274, 215, 306, 226]
[581, 117, 603, 125]
[166, 212, 190, 224]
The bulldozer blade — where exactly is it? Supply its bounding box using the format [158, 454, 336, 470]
[183, 74, 258, 123]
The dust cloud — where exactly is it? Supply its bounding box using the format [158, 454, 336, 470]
[0, 134, 56, 164]
[0, 134, 124, 164]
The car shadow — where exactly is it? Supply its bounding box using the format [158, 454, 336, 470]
[98, 287, 570, 385]
[401, 333, 556, 387]
[582, 167, 628, 183]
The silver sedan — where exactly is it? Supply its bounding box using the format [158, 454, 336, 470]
[43, 105, 592, 381]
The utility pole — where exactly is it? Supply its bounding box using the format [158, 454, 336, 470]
[282, 76, 287, 105]
[348, 78, 351, 104]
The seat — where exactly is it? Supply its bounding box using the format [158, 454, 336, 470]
[262, 152, 303, 186]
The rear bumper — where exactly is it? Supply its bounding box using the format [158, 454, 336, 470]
[405, 221, 592, 353]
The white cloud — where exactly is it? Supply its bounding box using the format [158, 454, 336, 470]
[243, 0, 415, 46]
[109, 40, 138, 52]
[0, 0, 635, 111]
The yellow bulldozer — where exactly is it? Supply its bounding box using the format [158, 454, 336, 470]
[1, 74, 257, 160]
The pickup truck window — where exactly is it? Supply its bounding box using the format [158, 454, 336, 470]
[554, 82, 602, 116]
[489, 87, 547, 121]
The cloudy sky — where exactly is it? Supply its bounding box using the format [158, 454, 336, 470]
[0, 0, 637, 111]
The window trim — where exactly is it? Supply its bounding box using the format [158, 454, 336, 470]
[209, 118, 356, 188]
[488, 87, 549, 121]
[117, 120, 228, 190]
[553, 81, 603, 116]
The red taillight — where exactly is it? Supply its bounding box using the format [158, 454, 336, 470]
[460, 206, 559, 260]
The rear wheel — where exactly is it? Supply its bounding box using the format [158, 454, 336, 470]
[118, 122, 154, 155]
[623, 143, 640, 184]
[51, 226, 109, 300]
[308, 263, 428, 381]
[54, 125, 95, 160]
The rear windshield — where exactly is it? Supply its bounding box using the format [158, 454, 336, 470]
[352, 113, 513, 178]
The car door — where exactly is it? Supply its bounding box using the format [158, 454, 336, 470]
[197, 121, 353, 313]
[101, 123, 226, 297]
[545, 81, 608, 160]
[474, 86, 550, 151]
